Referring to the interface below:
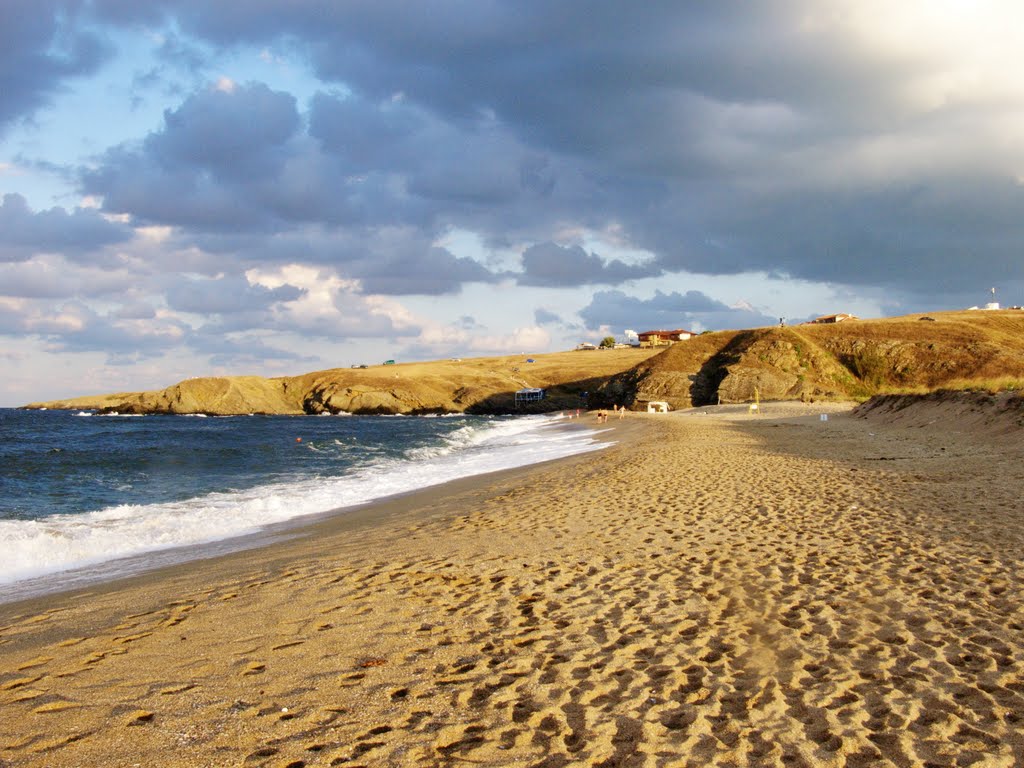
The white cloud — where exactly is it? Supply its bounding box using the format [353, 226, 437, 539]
[246, 264, 421, 336]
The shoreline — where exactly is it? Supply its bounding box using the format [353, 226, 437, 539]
[0, 412, 609, 606]
[3, 404, 1023, 767]
[0, 414, 638, 625]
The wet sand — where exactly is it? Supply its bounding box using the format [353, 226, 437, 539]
[1, 402, 1023, 767]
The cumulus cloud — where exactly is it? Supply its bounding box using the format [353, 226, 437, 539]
[7, 1, 1024, 402]
[0, 255, 135, 299]
[0, 193, 133, 263]
[164, 274, 304, 315]
[93, 0, 1023, 302]
[81, 82, 304, 231]
[244, 264, 423, 339]
[27, 300, 189, 357]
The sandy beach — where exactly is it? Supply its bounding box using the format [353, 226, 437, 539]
[2, 402, 1023, 767]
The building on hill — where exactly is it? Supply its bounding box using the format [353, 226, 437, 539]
[515, 387, 545, 405]
[637, 329, 695, 347]
[811, 313, 858, 324]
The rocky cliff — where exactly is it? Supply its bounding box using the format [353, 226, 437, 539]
[596, 310, 1024, 409]
[23, 349, 660, 416]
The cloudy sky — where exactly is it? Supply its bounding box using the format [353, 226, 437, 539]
[2, 1, 1023, 405]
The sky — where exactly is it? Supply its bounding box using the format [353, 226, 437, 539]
[2, 1, 1023, 406]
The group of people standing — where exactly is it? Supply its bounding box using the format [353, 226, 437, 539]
[565, 405, 627, 422]
[594, 405, 627, 423]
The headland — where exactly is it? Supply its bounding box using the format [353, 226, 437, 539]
[21, 309, 1024, 416]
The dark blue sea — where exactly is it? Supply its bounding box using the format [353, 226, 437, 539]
[0, 408, 605, 601]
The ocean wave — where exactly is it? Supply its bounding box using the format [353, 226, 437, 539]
[0, 414, 606, 590]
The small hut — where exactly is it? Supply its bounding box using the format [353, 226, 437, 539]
[515, 387, 545, 405]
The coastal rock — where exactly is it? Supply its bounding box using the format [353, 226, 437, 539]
[716, 365, 801, 403]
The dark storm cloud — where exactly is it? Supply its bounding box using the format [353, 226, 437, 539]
[0, 0, 111, 133]
[518, 243, 661, 287]
[579, 289, 776, 333]
[146, 1, 1024, 303]
[0, 194, 133, 263]
[42, 1, 1024, 306]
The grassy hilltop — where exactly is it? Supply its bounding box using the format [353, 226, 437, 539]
[23, 310, 1024, 415]
[601, 309, 1024, 411]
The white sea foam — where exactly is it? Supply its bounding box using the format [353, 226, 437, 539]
[0, 415, 607, 593]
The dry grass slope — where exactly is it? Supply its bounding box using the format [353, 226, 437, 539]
[607, 310, 1024, 409]
[22, 310, 1024, 414]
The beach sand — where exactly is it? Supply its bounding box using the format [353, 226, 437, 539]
[2, 402, 1023, 767]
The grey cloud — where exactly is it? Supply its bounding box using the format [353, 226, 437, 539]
[308, 91, 420, 175]
[0, 194, 133, 263]
[164, 274, 304, 314]
[645, 179, 1024, 300]
[534, 308, 562, 326]
[201, 300, 417, 341]
[112, 1, 1017, 305]
[534, 307, 581, 331]
[0, 0, 111, 133]
[578, 289, 776, 333]
[114, 302, 157, 320]
[353, 246, 495, 296]
[151, 82, 299, 178]
[185, 226, 500, 296]
[32, 301, 188, 357]
[186, 332, 316, 367]
[0, 258, 133, 299]
[311, 91, 550, 210]
[518, 242, 661, 287]
[18, 1, 1021, 313]
[82, 82, 303, 231]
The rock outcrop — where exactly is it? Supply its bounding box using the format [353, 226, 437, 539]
[597, 310, 1024, 409]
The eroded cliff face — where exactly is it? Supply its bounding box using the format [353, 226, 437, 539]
[600, 311, 1024, 409]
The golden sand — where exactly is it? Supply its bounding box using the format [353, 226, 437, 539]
[1, 403, 1023, 767]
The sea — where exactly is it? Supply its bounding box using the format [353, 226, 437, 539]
[0, 408, 607, 603]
